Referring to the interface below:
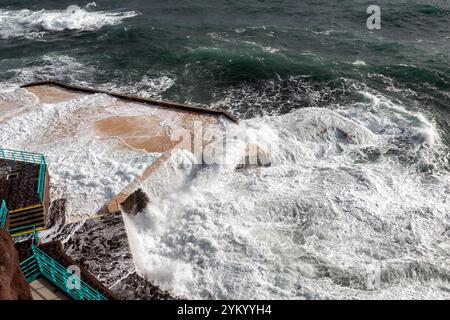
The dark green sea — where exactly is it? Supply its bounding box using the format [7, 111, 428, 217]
[1, 0, 449, 299]
[1, 1, 449, 119]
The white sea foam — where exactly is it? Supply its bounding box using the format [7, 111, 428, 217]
[352, 60, 367, 66]
[207, 32, 281, 55]
[2, 54, 175, 99]
[311, 29, 337, 36]
[0, 91, 159, 222]
[8, 55, 96, 86]
[0, 6, 138, 39]
[243, 41, 281, 54]
[102, 75, 176, 99]
[1, 79, 448, 299]
[123, 91, 450, 299]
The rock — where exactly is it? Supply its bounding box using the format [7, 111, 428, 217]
[120, 189, 149, 216]
[0, 229, 32, 300]
[111, 272, 174, 300]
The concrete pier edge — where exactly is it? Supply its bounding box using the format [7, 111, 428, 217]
[21, 80, 240, 124]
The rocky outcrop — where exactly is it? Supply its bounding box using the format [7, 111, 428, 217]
[0, 229, 32, 300]
[111, 272, 174, 300]
[120, 189, 149, 216]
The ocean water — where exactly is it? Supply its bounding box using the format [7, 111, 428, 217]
[0, 0, 449, 299]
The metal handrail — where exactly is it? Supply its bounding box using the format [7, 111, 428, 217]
[0, 148, 44, 165]
[0, 147, 47, 204]
[20, 255, 40, 283]
[2, 150, 105, 299]
[18, 228, 107, 300]
[37, 157, 46, 203]
[0, 202, 39, 240]
[0, 200, 7, 228]
[9, 224, 42, 238]
[32, 245, 107, 300]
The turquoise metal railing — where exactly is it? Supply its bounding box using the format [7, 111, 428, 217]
[0, 148, 44, 165]
[32, 246, 107, 300]
[20, 254, 40, 283]
[18, 228, 107, 300]
[10, 224, 40, 239]
[0, 202, 38, 240]
[0, 200, 7, 228]
[0, 147, 46, 204]
[37, 157, 46, 203]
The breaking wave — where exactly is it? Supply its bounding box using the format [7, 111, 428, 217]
[124, 88, 450, 299]
[0, 0, 448, 301]
[0, 54, 175, 99]
[0, 5, 138, 39]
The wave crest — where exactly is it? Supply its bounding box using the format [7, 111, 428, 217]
[0, 5, 138, 39]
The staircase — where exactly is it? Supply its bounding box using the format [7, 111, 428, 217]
[0, 148, 49, 237]
[20, 254, 40, 283]
[0, 149, 112, 300]
[8, 204, 46, 236]
[31, 245, 107, 300]
[39, 241, 118, 300]
[15, 228, 109, 300]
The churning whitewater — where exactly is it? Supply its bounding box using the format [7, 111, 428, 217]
[124, 88, 450, 299]
[0, 4, 137, 39]
[0, 0, 449, 300]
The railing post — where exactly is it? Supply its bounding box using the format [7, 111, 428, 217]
[0, 148, 45, 164]
[50, 259, 56, 283]
[79, 285, 83, 300]
[0, 200, 8, 229]
[37, 156, 46, 203]
[32, 226, 38, 245]
[24, 235, 107, 300]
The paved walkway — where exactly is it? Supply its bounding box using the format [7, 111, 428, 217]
[30, 277, 69, 300]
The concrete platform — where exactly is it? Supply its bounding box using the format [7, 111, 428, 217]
[30, 277, 69, 300]
[2, 82, 270, 300]
[17, 82, 242, 221]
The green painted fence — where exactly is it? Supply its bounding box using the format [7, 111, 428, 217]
[2, 149, 106, 300]
[31, 245, 107, 300]
[37, 157, 46, 203]
[0, 201, 37, 238]
[0, 148, 46, 204]
[18, 228, 107, 300]
[0, 148, 44, 165]
[20, 254, 40, 283]
[0, 200, 7, 229]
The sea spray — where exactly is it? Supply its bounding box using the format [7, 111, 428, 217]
[0, 6, 138, 39]
[121, 95, 450, 299]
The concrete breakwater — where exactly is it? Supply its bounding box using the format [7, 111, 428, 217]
[1, 81, 270, 299]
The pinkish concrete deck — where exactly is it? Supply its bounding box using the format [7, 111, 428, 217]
[20, 82, 239, 220]
[30, 277, 69, 300]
